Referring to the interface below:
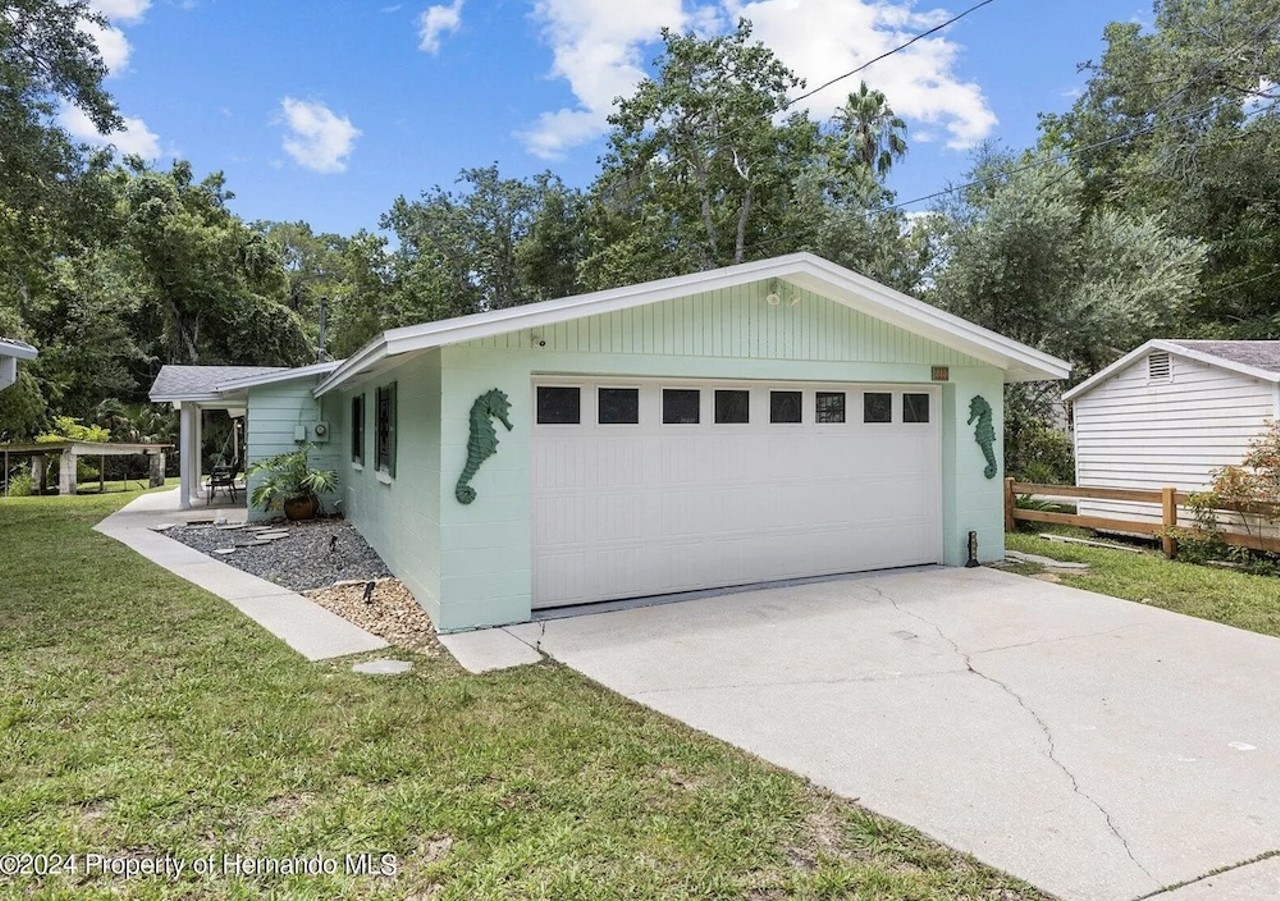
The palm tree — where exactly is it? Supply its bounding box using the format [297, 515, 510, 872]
[833, 81, 908, 179]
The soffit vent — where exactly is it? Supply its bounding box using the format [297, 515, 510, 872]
[1148, 351, 1172, 381]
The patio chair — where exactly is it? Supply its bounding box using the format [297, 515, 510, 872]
[207, 459, 240, 505]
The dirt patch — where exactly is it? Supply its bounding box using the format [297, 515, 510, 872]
[304, 579, 441, 656]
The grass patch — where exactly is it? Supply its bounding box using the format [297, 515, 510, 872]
[1007, 531, 1280, 638]
[0, 491, 1044, 899]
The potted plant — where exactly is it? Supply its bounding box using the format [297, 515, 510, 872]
[247, 445, 338, 521]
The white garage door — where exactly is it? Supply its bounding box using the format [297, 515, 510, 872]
[531, 378, 942, 608]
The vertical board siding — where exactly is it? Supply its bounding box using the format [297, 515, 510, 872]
[1076, 352, 1280, 526]
[466, 280, 983, 367]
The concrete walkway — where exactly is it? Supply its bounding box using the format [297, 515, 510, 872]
[507, 566, 1280, 901]
[97, 489, 387, 660]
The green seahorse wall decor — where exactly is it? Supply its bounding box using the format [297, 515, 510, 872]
[455, 389, 514, 504]
[967, 395, 998, 479]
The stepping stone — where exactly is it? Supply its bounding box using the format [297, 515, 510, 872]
[257, 530, 290, 539]
[212, 548, 236, 556]
[1005, 550, 1091, 571]
[352, 659, 412, 675]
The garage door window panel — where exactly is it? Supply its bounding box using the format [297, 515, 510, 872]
[863, 392, 892, 423]
[598, 387, 640, 425]
[715, 390, 750, 424]
[663, 389, 701, 424]
[903, 393, 930, 423]
[537, 386, 581, 424]
[770, 391, 803, 424]
[815, 392, 845, 423]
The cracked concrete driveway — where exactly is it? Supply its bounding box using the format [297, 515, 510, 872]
[505, 566, 1280, 901]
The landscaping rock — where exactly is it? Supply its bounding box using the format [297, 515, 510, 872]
[305, 579, 440, 655]
[164, 518, 390, 590]
[212, 548, 236, 556]
[352, 658, 413, 675]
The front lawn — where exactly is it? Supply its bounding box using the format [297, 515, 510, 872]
[0, 491, 1044, 899]
[1006, 531, 1280, 639]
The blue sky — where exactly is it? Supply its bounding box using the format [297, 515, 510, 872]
[70, 0, 1149, 237]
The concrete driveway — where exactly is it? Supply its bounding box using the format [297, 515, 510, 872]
[505, 566, 1280, 901]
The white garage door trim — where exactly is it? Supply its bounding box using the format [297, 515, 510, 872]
[531, 377, 943, 608]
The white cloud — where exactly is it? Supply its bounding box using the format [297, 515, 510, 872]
[519, 0, 690, 158]
[82, 20, 132, 72]
[418, 0, 463, 53]
[278, 97, 361, 173]
[731, 0, 997, 149]
[80, 0, 151, 74]
[519, 0, 997, 157]
[59, 106, 161, 158]
[90, 0, 151, 23]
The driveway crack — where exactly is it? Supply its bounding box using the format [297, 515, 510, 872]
[869, 585, 1159, 887]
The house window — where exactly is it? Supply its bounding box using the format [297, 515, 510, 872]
[770, 391, 802, 423]
[714, 390, 750, 423]
[662, 389, 700, 424]
[815, 392, 845, 423]
[536, 386, 581, 424]
[598, 388, 639, 424]
[350, 393, 365, 464]
[1148, 351, 1172, 382]
[863, 392, 892, 423]
[375, 382, 397, 476]
[903, 393, 930, 423]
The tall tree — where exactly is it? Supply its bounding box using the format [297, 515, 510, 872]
[1041, 0, 1280, 337]
[832, 81, 908, 181]
[121, 159, 309, 366]
[585, 20, 818, 285]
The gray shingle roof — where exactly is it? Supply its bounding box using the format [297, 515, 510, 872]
[149, 365, 289, 400]
[1169, 340, 1280, 374]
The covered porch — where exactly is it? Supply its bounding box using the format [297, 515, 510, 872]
[149, 364, 292, 511]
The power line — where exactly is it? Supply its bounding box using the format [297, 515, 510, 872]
[885, 99, 1280, 213]
[782, 0, 997, 112]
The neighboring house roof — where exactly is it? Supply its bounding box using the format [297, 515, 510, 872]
[1064, 339, 1280, 403]
[149, 361, 343, 403]
[0, 337, 38, 361]
[150, 365, 288, 402]
[1166, 340, 1280, 374]
[314, 252, 1072, 396]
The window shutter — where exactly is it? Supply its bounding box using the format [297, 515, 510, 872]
[387, 381, 398, 478]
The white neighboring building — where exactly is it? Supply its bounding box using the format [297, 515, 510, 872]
[0, 338, 37, 391]
[1064, 339, 1280, 527]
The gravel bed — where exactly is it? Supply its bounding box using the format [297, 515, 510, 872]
[165, 517, 390, 591]
[304, 579, 441, 655]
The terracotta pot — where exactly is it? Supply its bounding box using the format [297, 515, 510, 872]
[284, 496, 318, 521]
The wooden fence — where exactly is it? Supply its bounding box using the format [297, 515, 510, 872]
[1003, 479, 1280, 558]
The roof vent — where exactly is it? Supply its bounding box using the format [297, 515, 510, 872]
[1148, 351, 1172, 382]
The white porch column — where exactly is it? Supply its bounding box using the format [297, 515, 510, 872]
[193, 407, 204, 499]
[178, 404, 196, 509]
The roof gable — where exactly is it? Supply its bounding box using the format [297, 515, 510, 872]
[315, 253, 1070, 396]
[1064, 339, 1280, 402]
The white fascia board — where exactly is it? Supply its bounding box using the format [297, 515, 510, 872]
[149, 392, 223, 404]
[0, 344, 37, 361]
[314, 252, 1071, 395]
[214, 361, 342, 392]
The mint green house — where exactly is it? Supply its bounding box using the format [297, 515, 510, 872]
[154, 254, 1069, 632]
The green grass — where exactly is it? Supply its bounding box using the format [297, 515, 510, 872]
[0, 491, 1044, 900]
[1006, 530, 1280, 638]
